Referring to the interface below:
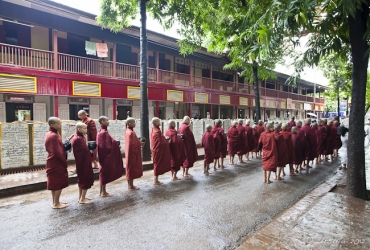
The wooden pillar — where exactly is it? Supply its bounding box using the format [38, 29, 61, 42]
[54, 96, 58, 117]
[113, 43, 117, 77]
[53, 29, 58, 71]
[113, 99, 117, 120]
[156, 52, 159, 82]
[189, 103, 192, 118]
[155, 101, 159, 117]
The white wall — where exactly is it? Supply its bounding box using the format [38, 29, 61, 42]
[90, 98, 103, 116]
[31, 25, 49, 51]
[34, 95, 51, 118]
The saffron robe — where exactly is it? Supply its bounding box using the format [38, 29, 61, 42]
[201, 130, 215, 164]
[45, 127, 69, 190]
[280, 130, 294, 164]
[97, 125, 124, 185]
[125, 126, 143, 180]
[237, 124, 248, 155]
[150, 126, 171, 176]
[274, 131, 289, 167]
[291, 133, 304, 165]
[211, 125, 222, 159]
[227, 126, 240, 156]
[301, 124, 318, 160]
[83, 117, 98, 161]
[259, 130, 278, 171]
[245, 125, 254, 153]
[179, 122, 198, 168]
[72, 132, 94, 189]
[165, 127, 185, 172]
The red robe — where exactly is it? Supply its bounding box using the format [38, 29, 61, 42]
[179, 122, 198, 168]
[165, 127, 185, 172]
[280, 130, 294, 164]
[237, 124, 248, 155]
[218, 127, 228, 158]
[211, 125, 222, 159]
[297, 126, 307, 162]
[257, 124, 265, 139]
[201, 130, 215, 164]
[259, 130, 278, 171]
[125, 126, 143, 180]
[317, 125, 327, 155]
[245, 125, 254, 153]
[288, 120, 296, 131]
[334, 125, 342, 149]
[330, 125, 338, 151]
[274, 131, 289, 167]
[251, 129, 260, 152]
[324, 124, 333, 155]
[72, 132, 94, 189]
[45, 127, 69, 190]
[150, 126, 171, 176]
[301, 124, 318, 160]
[291, 133, 303, 165]
[97, 125, 124, 185]
[83, 117, 98, 161]
[227, 126, 240, 156]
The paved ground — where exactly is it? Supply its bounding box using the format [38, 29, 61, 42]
[0, 154, 340, 250]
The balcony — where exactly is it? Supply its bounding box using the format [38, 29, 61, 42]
[0, 43, 323, 104]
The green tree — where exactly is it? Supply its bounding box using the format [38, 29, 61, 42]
[269, 0, 369, 199]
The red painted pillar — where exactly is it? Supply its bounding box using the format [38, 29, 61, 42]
[189, 103, 192, 118]
[155, 101, 159, 117]
[113, 99, 117, 120]
[54, 96, 58, 117]
[113, 43, 117, 77]
[53, 30, 58, 71]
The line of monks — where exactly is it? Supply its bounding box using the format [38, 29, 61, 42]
[44, 114, 341, 209]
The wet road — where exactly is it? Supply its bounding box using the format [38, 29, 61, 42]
[1, 157, 340, 250]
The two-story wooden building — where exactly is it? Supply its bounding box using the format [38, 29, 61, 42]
[0, 0, 326, 122]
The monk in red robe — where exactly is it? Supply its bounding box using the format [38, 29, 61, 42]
[228, 121, 240, 165]
[150, 117, 171, 185]
[251, 125, 260, 157]
[291, 126, 304, 173]
[201, 124, 215, 175]
[328, 120, 337, 158]
[323, 119, 333, 160]
[78, 110, 98, 168]
[72, 122, 94, 204]
[296, 120, 307, 170]
[165, 120, 185, 181]
[274, 124, 288, 180]
[179, 116, 198, 177]
[125, 118, 144, 190]
[218, 121, 228, 168]
[237, 119, 248, 163]
[211, 120, 222, 170]
[301, 118, 317, 168]
[45, 117, 69, 209]
[245, 119, 254, 160]
[333, 121, 342, 156]
[258, 123, 278, 184]
[256, 120, 265, 155]
[288, 117, 296, 131]
[316, 120, 327, 162]
[281, 123, 295, 176]
[97, 116, 124, 197]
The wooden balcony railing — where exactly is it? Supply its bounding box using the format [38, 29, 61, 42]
[0, 43, 323, 105]
[0, 43, 54, 70]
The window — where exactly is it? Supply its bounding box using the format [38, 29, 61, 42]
[149, 56, 156, 68]
[238, 76, 245, 84]
[266, 82, 275, 89]
[117, 44, 133, 64]
[159, 53, 171, 70]
[176, 63, 190, 74]
[302, 89, 306, 95]
[283, 85, 289, 92]
[221, 73, 233, 82]
[3, 22, 30, 47]
[292, 87, 298, 94]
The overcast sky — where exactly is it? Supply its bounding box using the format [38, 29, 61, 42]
[52, 0, 328, 85]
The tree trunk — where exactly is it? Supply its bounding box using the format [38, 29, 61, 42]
[139, 0, 151, 161]
[253, 61, 261, 121]
[346, 3, 369, 200]
[337, 90, 340, 121]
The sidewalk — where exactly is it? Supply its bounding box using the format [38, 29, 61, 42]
[0, 148, 204, 198]
[237, 170, 370, 250]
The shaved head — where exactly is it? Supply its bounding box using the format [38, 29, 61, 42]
[232, 120, 238, 126]
[305, 118, 311, 124]
[246, 119, 250, 125]
[238, 119, 243, 124]
[168, 120, 176, 128]
[48, 117, 61, 126]
[126, 118, 136, 127]
[76, 122, 87, 130]
[206, 124, 212, 130]
[296, 121, 302, 127]
[291, 126, 298, 133]
[266, 122, 274, 130]
[151, 117, 161, 126]
[282, 123, 289, 131]
[274, 124, 281, 131]
[98, 116, 109, 124]
[183, 116, 190, 124]
[78, 110, 87, 115]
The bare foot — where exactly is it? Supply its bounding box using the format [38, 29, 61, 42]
[221, 165, 226, 169]
[273, 176, 283, 180]
[92, 163, 99, 169]
[289, 173, 297, 176]
[69, 169, 77, 174]
[183, 174, 193, 177]
[52, 203, 68, 209]
[78, 198, 92, 204]
[238, 160, 245, 163]
[213, 168, 218, 171]
[129, 186, 140, 190]
[100, 192, 113, 197]
[266, 180, 273, 184]
[172, 177, 181, 181]
[153, 181, 163, 185]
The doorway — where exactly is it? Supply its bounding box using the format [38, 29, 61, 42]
[69, 104, 90, 120]
[6, 103, 33, 122]
[117, 106, 132, 120]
